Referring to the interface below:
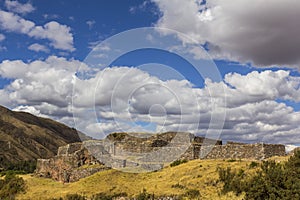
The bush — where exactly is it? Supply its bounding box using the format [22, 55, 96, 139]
[217, 167, 245, 195]
[184, 189, 200, 199]
[0, 160, 36, 176]
[170, 159, 188, 167]
[245, 161, 286, 199]
[171, 183, 185, 189]
[218, 151, 300, 200]
[0, 172, 26, 199]
[248, 161, 259, 168]
[91, 192, 127, 200]
[136, 189, 154, 200]
[226, 159, 237, 162]
[65, 194, 87, 200]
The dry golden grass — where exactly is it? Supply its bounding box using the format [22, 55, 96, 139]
[16, 159, 259, 200]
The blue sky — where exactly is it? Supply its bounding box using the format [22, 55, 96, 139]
[0, 0, 159, 61]
[0, 0, 300, 148]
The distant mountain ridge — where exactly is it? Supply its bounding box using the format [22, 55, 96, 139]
[0, 105, 83, 169]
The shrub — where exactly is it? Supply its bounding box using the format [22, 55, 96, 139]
[248, 161, 259, 168]
[136, 189, 154, 200]
[184, 189, 200, 199]
[171, 183, 185, 189]
[0, 160, 36, 176]
[65, 194, 87, 200]
[218, 152, 300, 200]
[170, 159, 188, 167]
[91, 192, 127, 200]
[0, 172, 26, 199]
[226, 159, 236, 162]
[217, 167, 245, 195]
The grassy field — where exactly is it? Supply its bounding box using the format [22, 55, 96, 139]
[15, 158, 270, 200]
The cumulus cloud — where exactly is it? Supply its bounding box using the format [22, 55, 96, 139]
[224, 70, 300, 106]
[0, 56, 84, 109]
[0, 10, 74, 51]
[153, 0, 300, 68]
[74, 68, 300, 143]
[13, 105, 47, 117]
[28, 43, 49, 53]
[0, 56, 299, 144]
[4, 0, 35, 15]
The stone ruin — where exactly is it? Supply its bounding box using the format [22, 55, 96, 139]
[35, 142, 110, 182]
[35, 132, 286, 182]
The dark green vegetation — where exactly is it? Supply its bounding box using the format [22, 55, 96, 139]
[0, 172, 26, 200]
[0, 160, 36, 176]
[218, 150, 300, 200]
[170, 159, 188, 167]
[0, 105, 86, 170]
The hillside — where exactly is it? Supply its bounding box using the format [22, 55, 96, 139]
[18, 159, 250, 200]
[0, 105, 82, 169]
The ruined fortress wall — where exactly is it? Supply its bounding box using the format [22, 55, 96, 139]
[201, 144, 265, 160]
[57, 142, 82, 156]
[198, 143, 286, 160]
[105, 141, 286, 161]
[36, 143, 107, 182]
[36, 135, 287, 182]
[263, 144, 286, 158]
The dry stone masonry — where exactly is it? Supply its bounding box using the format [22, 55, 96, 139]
[35, 142, 109, 182]
[36, 132, 286, 182]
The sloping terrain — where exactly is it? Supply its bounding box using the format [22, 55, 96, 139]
[18, 159, 252, 200]
[18, 156, 289, 199]
[0, 105, 82, 168]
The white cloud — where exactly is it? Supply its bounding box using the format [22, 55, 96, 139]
[0, 33, 5, 41]
[0, 10, 35, 33]
[28, 43, 49, 53]
[0, 57, 300, 144]
[153, 0, 300, 68]
[129, 1, 148, 14]
[224, 70, 300, 105]
[86, 20, 95, 29]
[28, 21, 75, 51]
[4, 0, 35, 15]
[0, 56, 85, 109]
[43, 14, 59, 20]
[0, 10, 74, 51]
[13, 105, 47, 117]
[285, 145, 299, 153]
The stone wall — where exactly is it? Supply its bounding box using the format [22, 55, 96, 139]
[263, 143, 286, 158]
[35, 142, 109, 182]
[36, 132, 287, 182]
[197, 143, 285, 160]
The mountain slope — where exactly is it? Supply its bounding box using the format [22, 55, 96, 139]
[0, 105, 82, 168]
